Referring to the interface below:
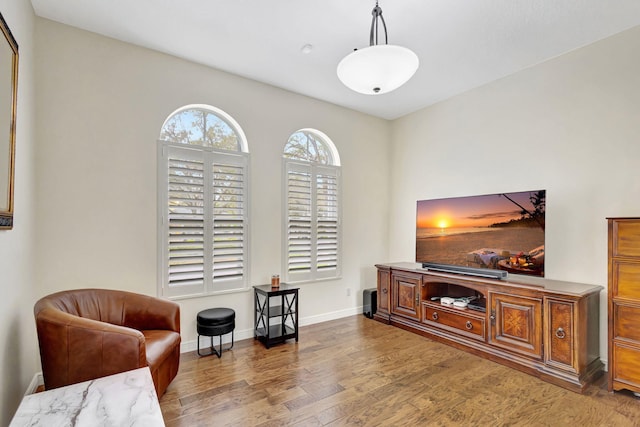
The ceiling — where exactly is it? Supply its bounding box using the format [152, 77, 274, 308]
[31, 0, 640, 120]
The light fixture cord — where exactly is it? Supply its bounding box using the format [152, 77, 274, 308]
[369, 1, 388, 46]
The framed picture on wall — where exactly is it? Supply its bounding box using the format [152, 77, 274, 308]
[0, 12, 19, 230]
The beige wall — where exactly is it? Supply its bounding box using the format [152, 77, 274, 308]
[0, 0, 37, 423]
[389, 25, 640, 363]
[33, 18, 391, 353]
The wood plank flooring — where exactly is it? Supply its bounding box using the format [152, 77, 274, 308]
[160, 315, 640, 426]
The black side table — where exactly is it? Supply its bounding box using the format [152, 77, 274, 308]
[253, 284, 299, 348]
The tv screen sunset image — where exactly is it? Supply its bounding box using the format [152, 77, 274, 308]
[416, 190, 546, 276]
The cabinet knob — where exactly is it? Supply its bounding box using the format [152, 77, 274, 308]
[382, 288, 388, 294]
[555, 327, 566, 339]
[466, 321, 473, 330]
[432, 312, 439, 321]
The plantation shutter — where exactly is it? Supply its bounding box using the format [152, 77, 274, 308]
[163, 146, 206, 297]
[286, 162, 313, 281]
[316, 166, 339, 277]
[285, 161, 340, 282]
[211, 153, 248, 291]
[161, 146, 248, 297]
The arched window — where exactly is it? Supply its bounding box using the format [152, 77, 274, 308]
[159, 104, 248, 152]
[283, 129, 341, 283]
[158, 105, 249, 298]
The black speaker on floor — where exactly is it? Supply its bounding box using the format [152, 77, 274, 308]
[363, 288, 377, 318]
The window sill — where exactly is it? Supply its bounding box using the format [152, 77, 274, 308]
[284, 276, 342, 285]
[164, 287, 252, 301]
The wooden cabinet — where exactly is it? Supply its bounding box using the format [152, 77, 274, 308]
[391, 271, 422, 321]
[375, 262, 603, 393]
[608, 218, 640, 395]
[489, 292, 542, 360]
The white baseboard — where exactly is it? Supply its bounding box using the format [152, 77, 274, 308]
[180, 327, 254, 353]
[298, 305, 362, 327]
[25, 372, 44, 396]
[179, 306, 363, 353]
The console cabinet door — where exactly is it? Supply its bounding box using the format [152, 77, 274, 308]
[391, 272, 422, 321]
[544, 298, 576, 373]
[377, 268, 390, 315]
[489, 292, 543, 359]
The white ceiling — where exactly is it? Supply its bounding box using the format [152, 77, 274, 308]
[31, 0, 640, 120]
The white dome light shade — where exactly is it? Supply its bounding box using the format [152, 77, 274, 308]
[337, 44, 419, 95]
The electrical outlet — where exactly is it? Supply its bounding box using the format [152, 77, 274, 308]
[346, 288, 351, 296]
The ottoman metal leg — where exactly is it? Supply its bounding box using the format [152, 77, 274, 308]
[197, 330, 235, 358]
[197, 335, 215, 357]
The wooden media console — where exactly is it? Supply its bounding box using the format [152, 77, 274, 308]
[375, 262, 603, 393]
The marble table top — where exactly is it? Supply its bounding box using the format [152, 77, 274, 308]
[10, 367, 165, 426]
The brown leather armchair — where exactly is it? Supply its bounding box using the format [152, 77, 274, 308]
[34, 289, 181, 397]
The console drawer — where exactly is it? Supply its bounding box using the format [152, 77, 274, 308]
[422, 303, 485, 340]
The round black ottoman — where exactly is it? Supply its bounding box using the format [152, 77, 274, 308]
[197, 308, 235, 358]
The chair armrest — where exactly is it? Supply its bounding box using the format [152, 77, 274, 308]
[121, 293, 180, 333]
[36, 308, 147, 390]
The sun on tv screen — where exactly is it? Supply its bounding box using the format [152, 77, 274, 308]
[416, 190, 546, 277]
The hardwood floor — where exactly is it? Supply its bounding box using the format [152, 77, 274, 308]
[160, 315, 640, 426]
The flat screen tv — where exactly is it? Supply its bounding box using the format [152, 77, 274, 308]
[416, 190, 545, 278]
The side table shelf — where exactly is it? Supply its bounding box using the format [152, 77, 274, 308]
[253, 284, 299, 348]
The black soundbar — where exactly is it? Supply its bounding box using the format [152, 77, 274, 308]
[421, 262, 507, 280]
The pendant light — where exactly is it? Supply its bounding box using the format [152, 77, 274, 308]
[337, 1, 419, 95]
